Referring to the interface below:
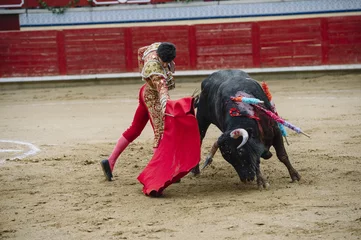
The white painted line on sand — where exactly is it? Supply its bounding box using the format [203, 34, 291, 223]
[0, 150, 22, 152]
[0, 140, 40, 164]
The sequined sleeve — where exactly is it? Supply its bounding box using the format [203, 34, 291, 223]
[137, 46, 148, 73]
[141, 60, 170, 112]
[150, 75, 169, 112]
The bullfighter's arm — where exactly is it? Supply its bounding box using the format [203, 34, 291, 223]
[150, 75, 170, 114]
[141, 59, 171, 114]
[137, 46, 148, 73]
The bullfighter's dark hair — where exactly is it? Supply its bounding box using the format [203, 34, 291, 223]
[157, 42, 176, 63]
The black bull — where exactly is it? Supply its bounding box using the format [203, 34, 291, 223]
[194, 70, 300, 188]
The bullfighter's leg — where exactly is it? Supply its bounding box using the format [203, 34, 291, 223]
[273, 129, 301, 182]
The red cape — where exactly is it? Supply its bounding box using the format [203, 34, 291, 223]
[137, 97, 201, 196]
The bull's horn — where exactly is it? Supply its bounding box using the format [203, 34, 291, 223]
[229, 129, 249, 149]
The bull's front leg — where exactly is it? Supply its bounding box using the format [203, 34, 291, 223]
[256, 166, 270, 189]
[191, 115, 211, 176]
[273, 130, 301, 182]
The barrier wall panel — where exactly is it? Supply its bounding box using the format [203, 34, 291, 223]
[197, 45, 252, 56]
[63, 28, 126, 75]
[261, 45, 322, 57]
[328, 45, 361, 64]
[259, 18, 323, 67]
[0, 0, 170, 7]
[24, 0, 90, 8]
[259, 33, 321, 43]
[327, 16, 361, 64]
[195, 23, 253, 69]
[0, 31, 59, 77]
[260, 56, 322, 67]
[197, 55, 254, 69]
[0, 0, 21, 4]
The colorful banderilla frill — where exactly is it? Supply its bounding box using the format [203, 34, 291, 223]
[261, 82, 273, 102]
[231, 96, 264, 105]
[252, 104, 310, 138]
[261, 82, 288, 138]
[231, 89, 310, 138]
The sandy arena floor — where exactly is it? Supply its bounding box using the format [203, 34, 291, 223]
[0, 72, 361, 240]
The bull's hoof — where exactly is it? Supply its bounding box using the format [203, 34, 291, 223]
[261, 150, 273, 160]
[258, 182, 270, 190]
[240, 177, 255, 184]
[291, 173, 301, 182]
[290, 169, 301, 182]
[257, 180, 270, 190]
[257, 176, 270, 190]
[190, 165, 200, 176]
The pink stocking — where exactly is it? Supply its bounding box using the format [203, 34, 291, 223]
[108, 135, 130, 171]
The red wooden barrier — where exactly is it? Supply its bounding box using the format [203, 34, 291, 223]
[258, 18, 323, 67]
[0, 0, 173, 8]
[327, 16, 361, 65]
[24, 0, 90, 8]
[0, 30, 59, 77]
[194, 22, 254, 70]
[0, 15, 361, 78]
[63, 28, 126, 75]
[0, 0, 23, 6]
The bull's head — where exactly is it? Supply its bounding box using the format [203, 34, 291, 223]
[217, 128, 266, 182]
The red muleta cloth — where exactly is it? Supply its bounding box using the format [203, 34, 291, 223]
[137, 97, 201, 196]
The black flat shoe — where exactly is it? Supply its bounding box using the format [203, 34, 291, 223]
[149, 190, 163, 198]
[100, 159, 113, 181]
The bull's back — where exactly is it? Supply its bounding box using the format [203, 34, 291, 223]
[201, 70, 250, 93]
[201, 70, 270, 108]
[198, 70, 272, 130]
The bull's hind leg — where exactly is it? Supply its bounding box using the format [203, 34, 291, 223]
[273, 130, 301, 182]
